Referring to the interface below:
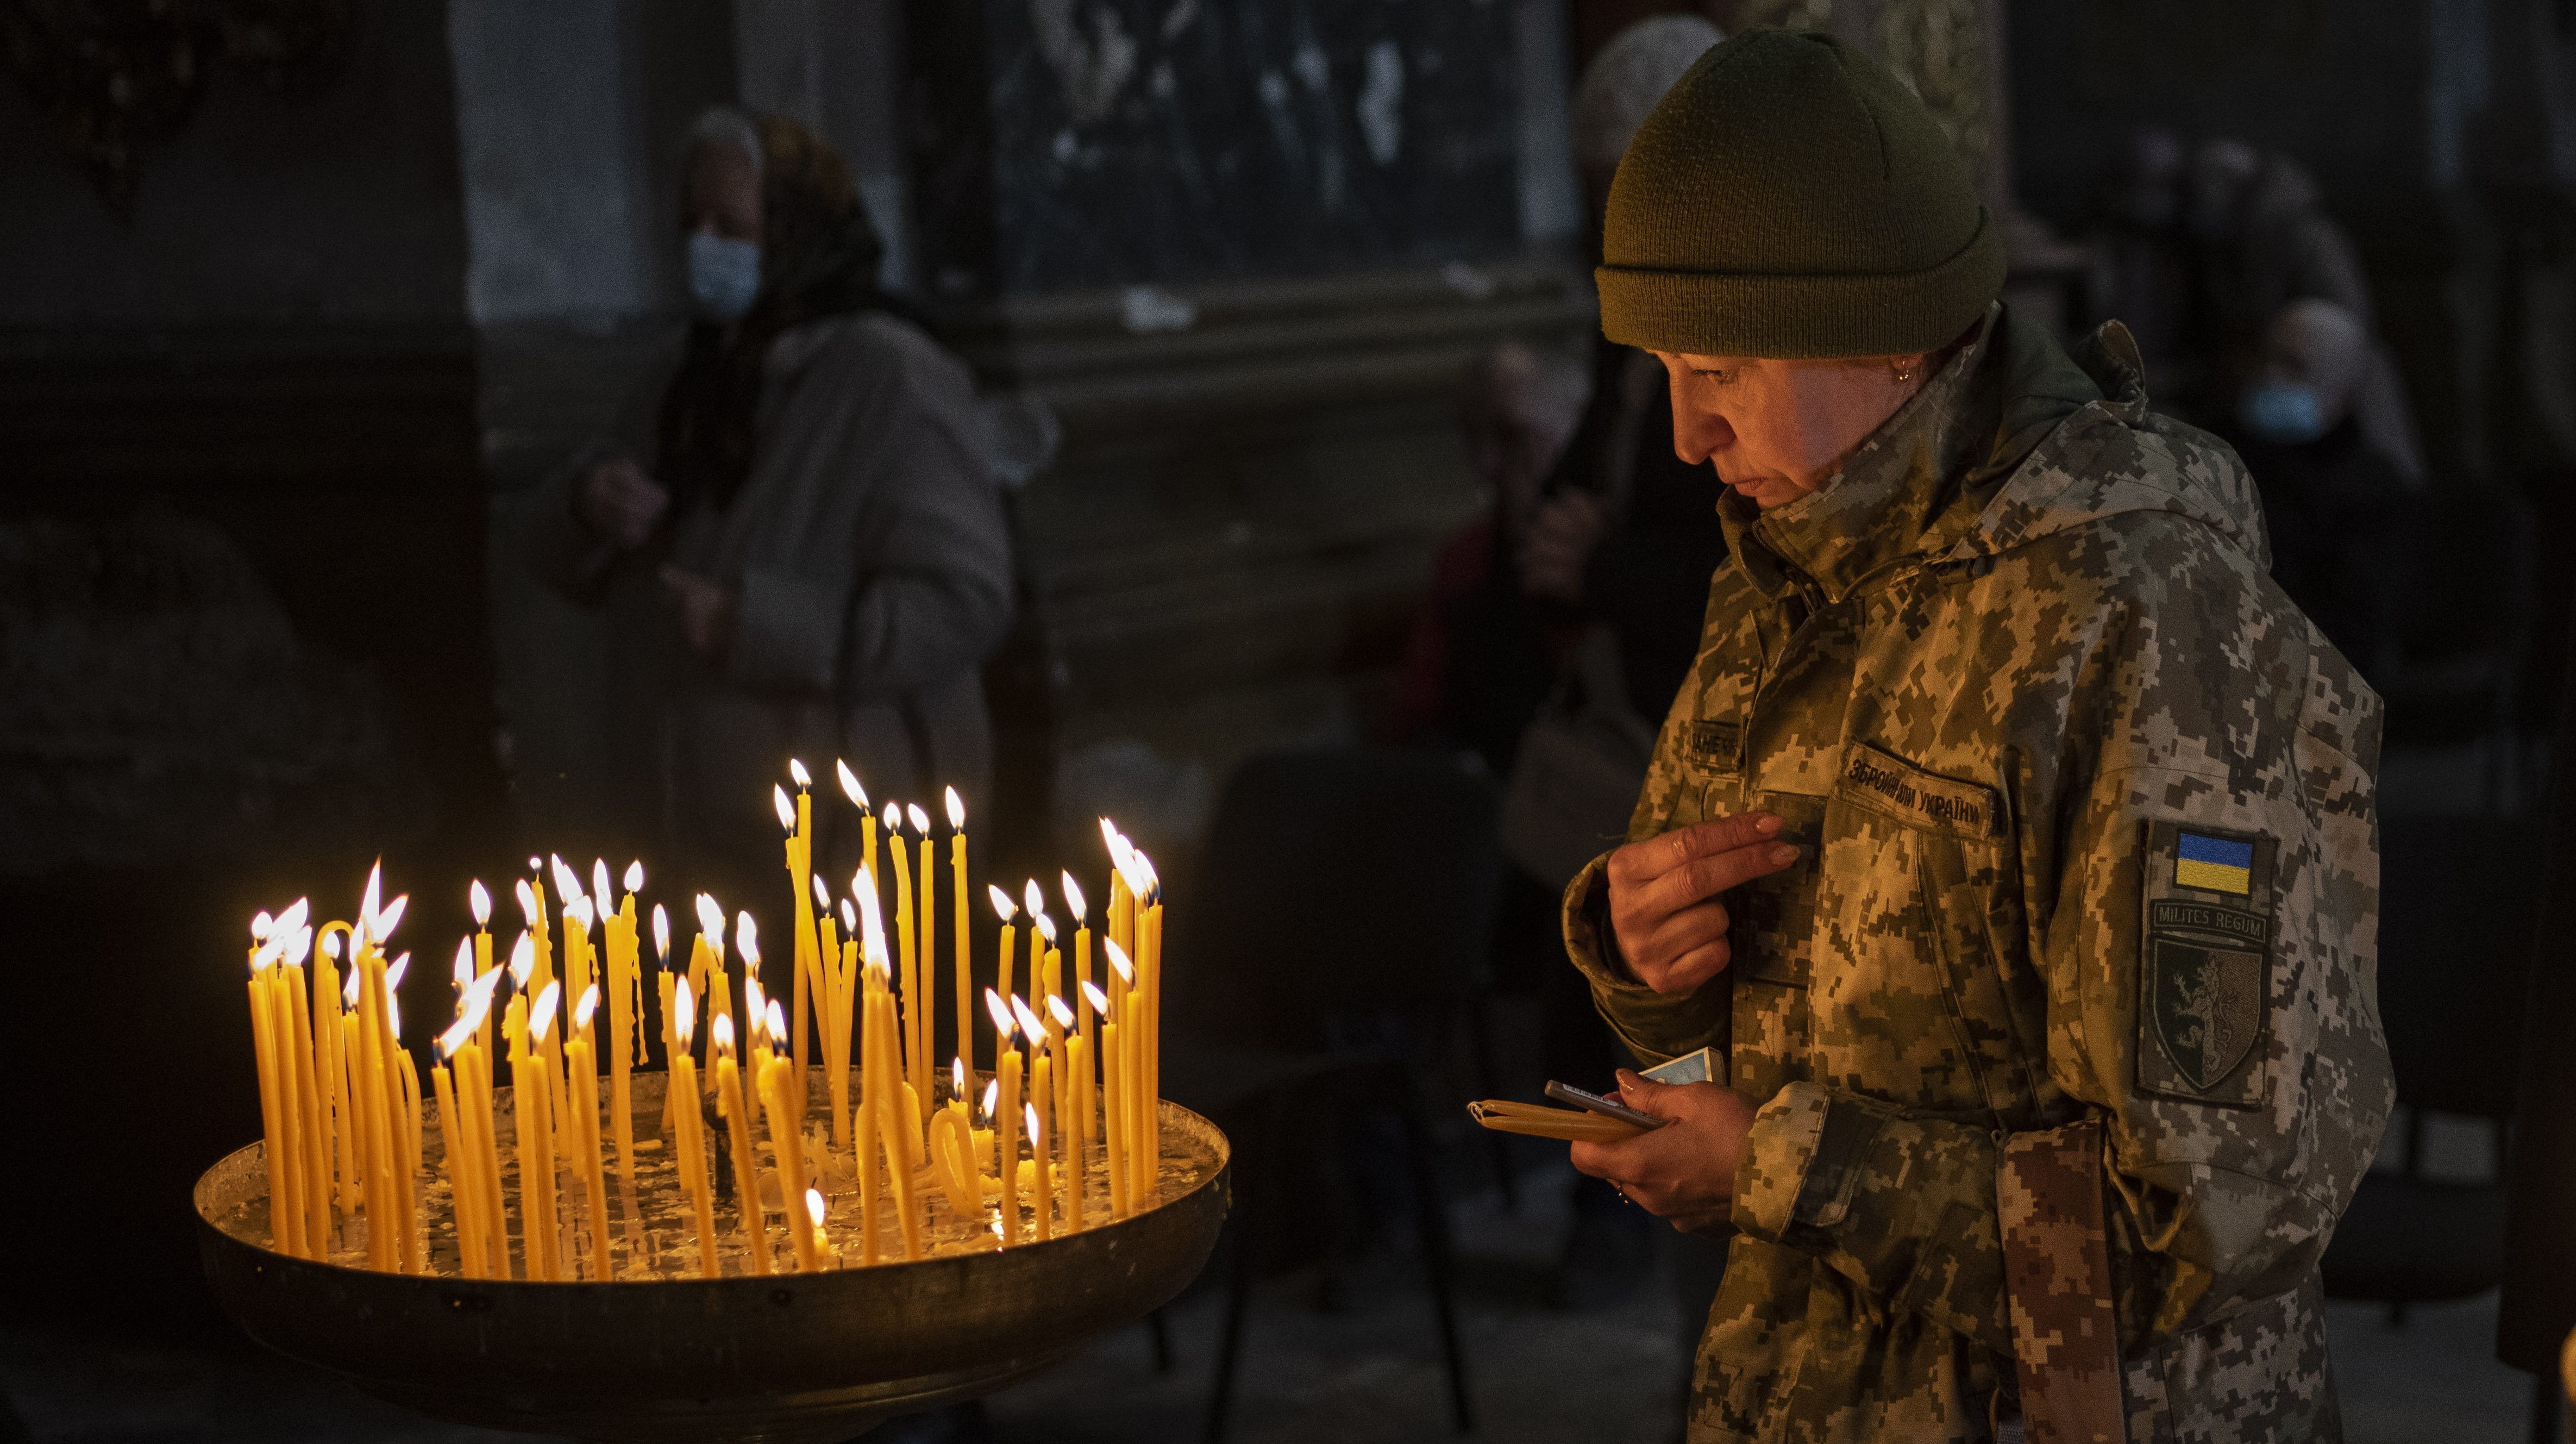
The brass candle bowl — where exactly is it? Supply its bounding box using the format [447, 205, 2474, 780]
[195, 1072, 1229, 1443]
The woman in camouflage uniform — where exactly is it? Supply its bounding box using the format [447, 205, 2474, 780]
[1558, 30, 2390, 1443]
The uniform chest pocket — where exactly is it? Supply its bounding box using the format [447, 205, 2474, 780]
[1820, 744, 2042, 1119]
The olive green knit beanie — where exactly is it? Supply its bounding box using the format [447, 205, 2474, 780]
[1596, 27, 2004, 359]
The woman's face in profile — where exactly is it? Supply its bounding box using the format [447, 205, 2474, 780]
[682, 143, 763, 246]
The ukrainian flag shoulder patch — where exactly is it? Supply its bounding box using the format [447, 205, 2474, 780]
[2173, 830, 2257, 895]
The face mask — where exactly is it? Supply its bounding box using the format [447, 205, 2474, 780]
[2240, 382, 2327, 445]
[687, 231, 761, 321]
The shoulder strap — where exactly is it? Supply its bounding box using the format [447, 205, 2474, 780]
[1997, 1119, 2129, 1444]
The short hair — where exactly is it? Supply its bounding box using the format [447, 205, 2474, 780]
[1571, 16, 1725, 179]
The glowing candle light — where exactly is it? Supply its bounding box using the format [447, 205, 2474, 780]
[1022, 880, 1048, 1011]
[247, 934, 296, 1254]
[947, 787, 971, 1091]
[837, 759, 878, 939]
[1062, 872, 1095, 1105]
[434, 1002, 488, 1280]
[1026, 1102, 1051, 1242]
[712, 1014, 768, 1274]
[607, 860, 643, 1184]
[516, 982, 562, 1280]
[1104, 940, 1136, 1216]
[908, 801, 933, 1114]
[888, 816, 917, 1107]
[670, 981, 718, 1277]
[784, 765, 817, 1094]
[805, 1187, 837, 1269]
[988, 885, 1019, 1016]
[987, 989, 1023, 1246]
[761, 1021, 819, 1272]
[275, 905, 330, 1253]
[1086, 978, 1123, 1216]
[566, 985, 611, 1277]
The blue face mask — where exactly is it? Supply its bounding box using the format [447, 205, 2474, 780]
[2240, 381, 2327, 445]
[687, 231, 761, 322]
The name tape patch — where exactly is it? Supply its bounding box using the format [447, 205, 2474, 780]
[1689, 718, 1741, 768]
[1835, 743, 2003, 837]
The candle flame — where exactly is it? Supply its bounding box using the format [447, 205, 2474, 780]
[385, 951, 411, 992]
[855, 875, 886, 960]
[773, 784, 796, 833]
[1080, 979, 1110, 1014]
[1024, 1102, 1042, 1147]
[766, 999, 786, 1042]
[1022, 879, 1044, 920]
[945, 786, 965, 830]
[530, 980, 560, 1041]
[1114, 846, 1151, 898]
[360, 860, 384, 937]
[1099, 817, 1124, 860]
[282, 926, 312, 970]
[981, 1078, 998, 1117]
[469, 880, 491, 927]
[789, 757, 812, 789]
[252, 910, 273, 942]
[652, 903, 670, 960]
[839, 898, 855, 931]
[528, 856, 541, 872]
[1010, 995, 1043, 1043]
[675, 979, 697, 1045]
[806, 1187, 826, 1227]
[322, 930, 341, 962]
[386, 994, 403, 1041]
[952, 1055, 967, 1097]
[278, 898, 309, 936]
[1034, 914, 1057, 944]
[906, 802, 929, 834]
[575, 984, 599, 1032]
[712, 1011, 735, 1055]
[550, 855, 583, 907]
[452, 937, 474, 986]
[437, 1016, 474, 1058]
[625, 860, 644, 894]
[250, 937, 280, 973]
[811, 874, 831, 911]
[515, 878, 540, 926]
[568, 895, 595, 933]
[836, 758, 867, 810]
[1104, 939, 1133, 984]
[1047, 995, 1075, 1029]
[988, 884, 1017, 921]
[694, 893, 726, 950]
[510, 932, 535, 986]
[591, 859, 612, 910]
[468, 966, 502, 1009]
[1059, 872, 1086, 921]
[747, 978, 767, 1032]
[376, 893, 409, 941]
[985, 989, 1014, 1038]
[736, 912, 760, 968]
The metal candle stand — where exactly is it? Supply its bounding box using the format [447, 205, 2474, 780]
[195, 1070, 1229, 1444]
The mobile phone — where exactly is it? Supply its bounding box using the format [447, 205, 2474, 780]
[1544, 1079, 1669, 1131]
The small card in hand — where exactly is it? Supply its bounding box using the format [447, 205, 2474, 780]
[1642, 1046, 1724, 1087]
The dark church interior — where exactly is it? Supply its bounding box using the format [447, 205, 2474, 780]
[8, 1, 2576, 1441]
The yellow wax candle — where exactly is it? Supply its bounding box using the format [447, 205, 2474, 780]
[1064, 873, 1096, 1103]
[610, 879, 640, 1184]
[948, 790, 972, 1092]
[989, 886, 1019, 1024]
[470, 880, 496, 1058]
[911, 802, 936, 1112]
[1026, 1102, 1051, 1242]
[782, 774, 816, 1084]
[273, 968, 313, 1258]
[672, 1014, 718, 1276]
[856, 973, 881, 1267]
[429, 1055, 481, 1278]
[1064, 1029, 1089, 1232]
[877, 995, 923, 1260]
[761, 1055, 820, 1272]
[356, 948, 394, 1270]
[1101, 1016, 1127, 1217]
[1143, 896, 1163, 1205]
[397, 1048, 427, 1270]
[995, 1010, 1023, 1247]
[527, 874, 562, 1093]
[890, 828, 916, 1086]
[566, 989, 610, 1278]
[713, 1017, 768, 1275]
[247, 952, 292, 1254]
[312, 926, 351, 1218]
[457, 1039, 509, 1276]
[1105, 939, 1139, 1211]
[510, 993, 559, 1282]
[805, 1188, 838, 1271]
[282, 959, 333, 1252]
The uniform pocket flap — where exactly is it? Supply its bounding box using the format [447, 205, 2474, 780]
[1832, 742, 2006, 840]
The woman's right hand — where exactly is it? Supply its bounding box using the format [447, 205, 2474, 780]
[1605, 814, 1800, 995]
[578, 458, 669, 550]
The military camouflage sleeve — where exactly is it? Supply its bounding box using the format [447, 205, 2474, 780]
[1732, 665, 2387, 1351]
[1560, 852, 1729, 1070]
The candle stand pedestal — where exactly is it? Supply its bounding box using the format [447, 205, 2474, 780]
[195, 1078, 1228, 1444]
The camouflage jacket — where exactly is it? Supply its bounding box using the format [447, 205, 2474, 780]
[1562, 305, 2391, 1442]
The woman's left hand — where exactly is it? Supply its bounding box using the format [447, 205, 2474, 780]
[1566, 1072, 1758, 1234]
[660, 565, 740, 661]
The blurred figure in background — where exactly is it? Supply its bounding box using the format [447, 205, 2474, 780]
[2224, 299, 2421, 681]
[2080, 127, 2193, 398]
[526, 108, 1037, 901]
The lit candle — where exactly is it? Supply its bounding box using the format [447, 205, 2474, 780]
[908, 801, 934, 1114]
[837, 759, 876, 929]
[566, 985, 611, 1277]
[454, 964, 509, 1277]
[761, 1040, 819, 1272]
[1022, 880, 1048, 1023]
[434, 997, 491, 1280]
[247, 928, 294, 1254]
[712, 1014, 769, 1274]
[781, 771, 816, 1092]
[805, 1188, 837, 1270]
[610, 862, 643, 1184]
[275, 904, 331, 1253]
[469, 881, 496, 1060]
[947, 789, 972, 1091]
[312, 924, 352, 1223]
[988, 989, 1023, 1246]
[856, 960, 882, 1267]
[1051, 994, 1085, 1232]
[515, 983, 562, 1280]
[988, 885, 1018, 1018]
[1026, 1102, 1051, 1242]
[888, 817, 917, 1103]
[814, 876, 845, 1151]
[670, 982, 718, 1277]
[1062, 873, 1095, 1123]
[1104, 940, 1136, 1216]
[1085, 979, 1123, 1217]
